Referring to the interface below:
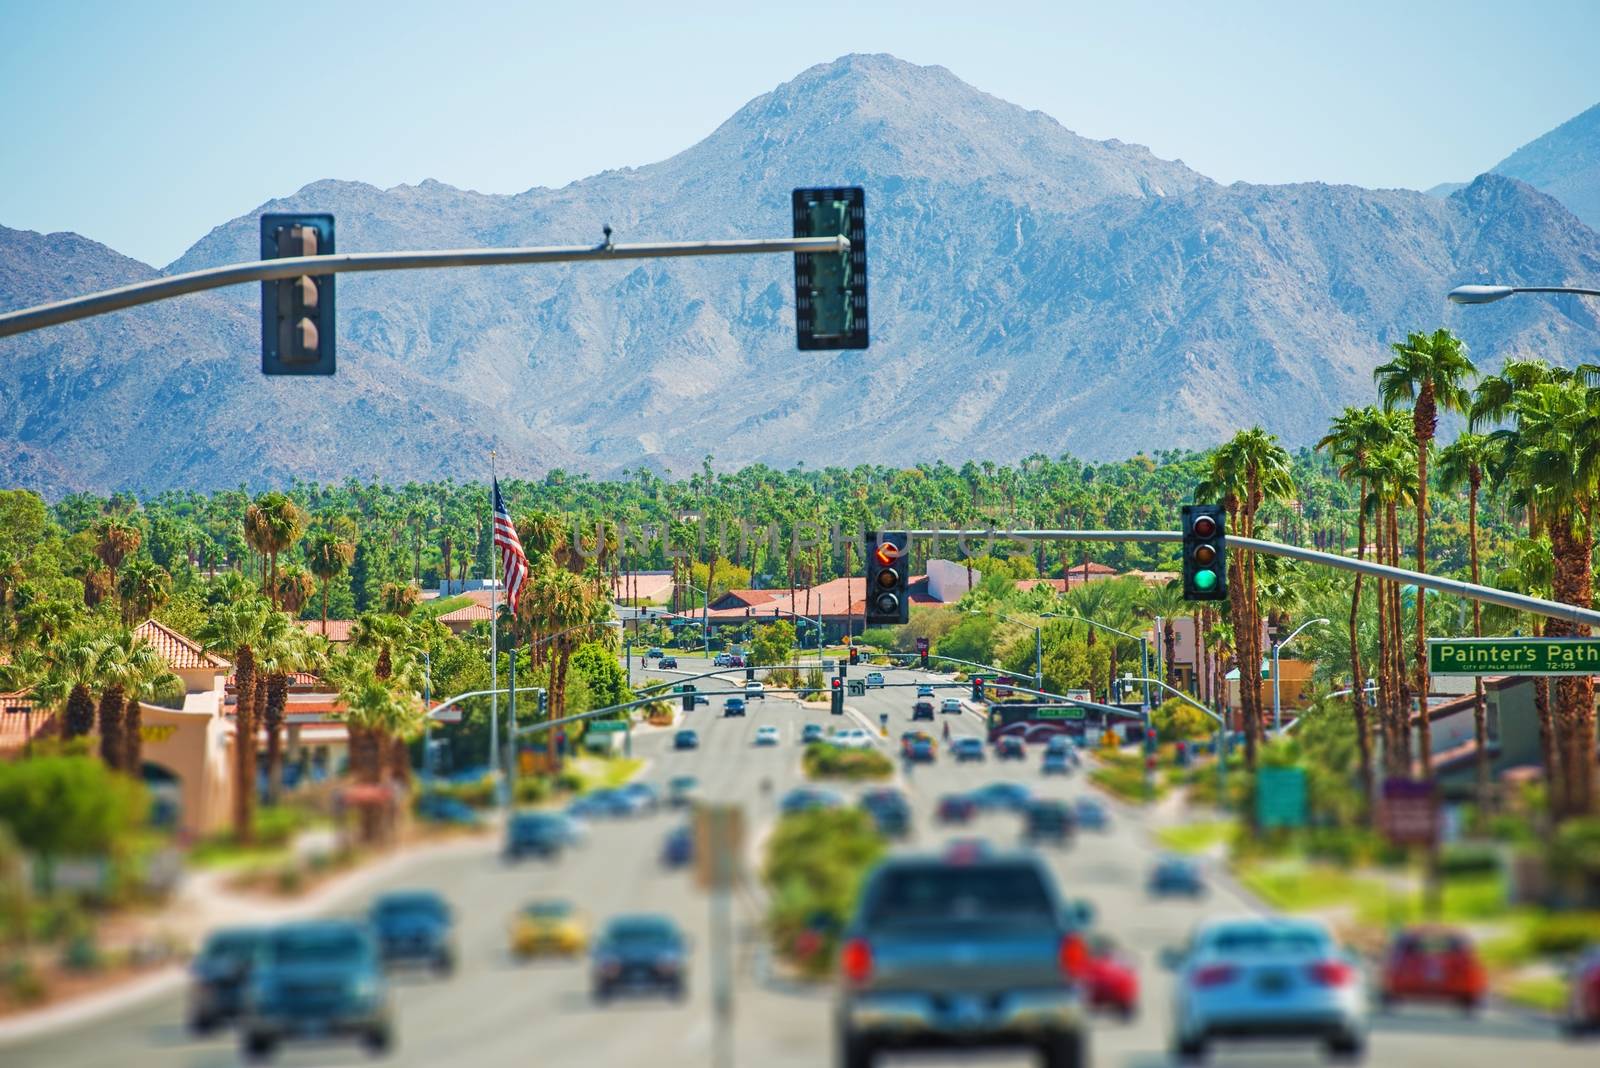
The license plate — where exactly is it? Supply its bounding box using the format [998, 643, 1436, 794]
[297, 1018, 330, 1036]
[1256, 972, 1290, 994]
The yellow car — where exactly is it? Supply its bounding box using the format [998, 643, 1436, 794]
[511, 900, 589, 959]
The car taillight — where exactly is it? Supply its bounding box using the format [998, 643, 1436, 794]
[1058, 934, 1089, 980]
[840, 938, 873, 984]
[1191, 964, 1237, 988]
[1308, 960, 1355, 986]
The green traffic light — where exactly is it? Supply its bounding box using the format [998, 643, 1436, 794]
[1193, 569, 1217, 591]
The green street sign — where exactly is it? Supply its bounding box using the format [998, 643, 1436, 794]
[1036, 706, 1086, 720]
[587, 720, 627, 734]
[1256, 766, 1308, 829]
[1429, 637, 1600, 676]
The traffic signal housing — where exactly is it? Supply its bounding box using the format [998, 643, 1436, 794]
[830, 676, 844, 715]
[1181, 504, 1227, 601]
[972, 677, 984, 702]
[864, 531, 909, 625]
[260, 213, 335, 375]
[917, 637, 930, 670]
[848, 646, 859, 666]
[681, 685, 695, 712]
[792, 186, 868, 350]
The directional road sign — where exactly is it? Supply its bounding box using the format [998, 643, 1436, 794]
[1429, 636, 1600, 676]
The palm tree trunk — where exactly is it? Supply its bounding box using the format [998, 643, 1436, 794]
[265, 674, 288, 805]
[1414, 423, 1432, 777]
[233, 648, 257, 843]
[123, 694, 144, 774]
[98, 685, 126, 770]
[1467, 474, 1489, 818]
[1350, 481, 1372, 818]
[321, 581, 329, 635]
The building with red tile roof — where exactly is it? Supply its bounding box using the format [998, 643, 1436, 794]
[294, 619, 355, 643]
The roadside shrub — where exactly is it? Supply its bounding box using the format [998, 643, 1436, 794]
[556, 771, 585, 794]
[514, 777, 551, 804]
[422, 779, 497, 809]
[1526, 913, 1600, 957]
[3, 959, 45, 1004]
[802, 744, 892, 781]
[1438, 845, 1502, 879]
[61, 930, 102, 972]
[765, 809, 884, 978]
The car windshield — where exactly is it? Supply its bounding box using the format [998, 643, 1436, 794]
[1203, 923, 1329, 956]
[201, 931, 260, 963]
[268, 927, 366, 966]
[374, 894, 445, 920]
[606, 918, 680, 945]
[867, 863, 1056, 926]
[513, 814, 558, 835]
[525, 901, 573, 919]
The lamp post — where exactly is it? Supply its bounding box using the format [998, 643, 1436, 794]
[1448, 284, 1600, 304]
[1272, 617, 1330, 736]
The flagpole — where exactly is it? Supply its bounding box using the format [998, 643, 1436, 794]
[489, 452, 500, 799]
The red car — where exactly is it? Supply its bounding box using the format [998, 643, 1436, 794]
[1379, 927, 1487, 1012]
[1565, 948, 1600, 1037]
[1081, 933, 1138, 1019]
[935, 794, 976, 824]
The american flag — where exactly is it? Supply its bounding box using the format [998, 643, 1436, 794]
[492, 479, 528, 612]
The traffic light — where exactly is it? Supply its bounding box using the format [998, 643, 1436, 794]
[1181, 503, 1227, 601]
[917, 637, 929, 670]
[864, 531, 909, 625]
[848, 646, 859, 666]
[537, 689, 548, 719]
[260, 213, 335, 375]
[972, 677, 985, 701]
[681, 685, 695, 712]
[746, 666, 755, 682]
[830, 676, 844, 715]
[792, 186, 868, 350]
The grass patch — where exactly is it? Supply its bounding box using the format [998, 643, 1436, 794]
[1088, 754, 1168, 803]
[1500, 974, 1569, 1014]
[565, 756, 643, 792]
[1351, 875, 1517, 926]
[1157, 821, 1236, 855]
[186, 806, 322, 869]
[1236, 859, 1382, 913]
[419, 594, 473, 617]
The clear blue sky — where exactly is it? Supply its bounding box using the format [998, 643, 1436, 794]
[3, 0, 1596, 267]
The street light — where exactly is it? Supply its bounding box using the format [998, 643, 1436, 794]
[1448, 283, 1600, 305]
[1272, 617, 1330, 735]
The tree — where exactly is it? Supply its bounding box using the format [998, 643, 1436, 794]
[0, 755, 146, 866]
[257, 619, 324, 804]
[305, 523, 357, 634]
[116, 557, 172, 626]
[92, 515, 142, 605]
[1374, 328, 1476, 777]
[90, 631, 163, 770]
[1139, 581, 1188, 690]
[1437, 431, 1497, 814]
[243, 492, 307, 609]
[197, 598, 270, 842]
[120, 642, 179, 776]
[749, 620, 797, 666]
[380, 581, 420, 617]
[275, 564, 317, 617]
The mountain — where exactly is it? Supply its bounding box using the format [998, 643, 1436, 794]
[4, 54, 1600, 495]
[1426, 101, 1600, 230]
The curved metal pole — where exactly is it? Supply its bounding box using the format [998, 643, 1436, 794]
[0, 235, 851, 339]
[1273, 617, 1330, 735]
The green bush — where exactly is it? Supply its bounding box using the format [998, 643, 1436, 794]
[514, 777, 551, 804]
[4, 959, 45, 1004]
[0, 755, 147, 863]
[275, 866, 305, 895]
[556, 771, 585, 794]
[421, 779, 497, 809]
[765, 808, 884, 978]
[61, 930, 101, 972]
[1438, 845, 1502, 879]
[1526, 912, 1600, 957]
[802, 744, 892, 781]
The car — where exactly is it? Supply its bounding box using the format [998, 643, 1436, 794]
[1082, 932, 1140, 1020]
[673, 729, 699, 751]
[505, 811, 568, 860]
[369, 891, 455, 975]
[188, 927, 267, 1034]
[666, 775, 699, 808]
[801, 723, 825, 744]
[646, 647, 664, 659]
[660, 824, 694, 868]
[693, 693, 709, 707]
[835, 853, 1089, 1068]
[1023, 799, 1075, 846]
[1042, 750, 1074, 776]
[835, 728, 871, 750]
[713, 652, 732, 667]
[1168, 916, 1367, 1063]
[899, 730, 934, 757]
[414, 792, 484, 827]
[1073, 798, 1109, 831]
[911, 700, 935, 721]
[567, 793, 617, 820]
[858, 789, 912, 838]
[745, 681, 766, 700]
[822, 658, 837, 671]
[865, 671, 885, 689]
[238, 920, 392, 1061]
[995, 736, 1027, 761]
[971, 781, 1032, 813]
[728, 654, 746, 668]
[591, 914, 689, 1002]
[723, 697, 747, 717]
[616, 782, 660, 814]
[1563, 946, 1600, 1036]
[510, 899, 589, 959]
[658, 656, 679, 669]
[936, 793, 977, 824]
[940, 697, 963, 715]
[780, 785, 844, 815]
[755, 725, 781, 746]
[1378, 927, 1487, 1012]
[1148, 856, 1206, 898]
[915, 684, 935, 698]
[907, 737, 937, 763]
[1044, 734, 1074, 754]
[950, 736, 985, 763]
[550, 812, 588, 847]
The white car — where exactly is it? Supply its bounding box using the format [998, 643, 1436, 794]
[744, 681, 766, 700]
[940, 698, 963, 714]
[754, 725, 781, 747]
[833, 728, 871, 750]
[1169, 916, 1367, 1063]
[865, 671, 885, 689]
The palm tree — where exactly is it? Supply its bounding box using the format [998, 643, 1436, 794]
[1140, 580, 1189, 690]
[116, 557, 172, 625]
[275, 564, 317, 618]
[1374, 328, 1476, 776]
[90, 631, 145, 769]
[1197, 428, 1295, 772]
[244, 492, 308, 609]
[257, 619, 324, 804]
[1494, 536, 1558, 800]
[379, 581, 420, 617]
[92, 516, 143, 604]
[121, 642, 179, 776]
[305, 523, 357, 635]
[197, 598, 271, 842]
[326, 649, 424, 843]
[1437, 431, 1497, 813]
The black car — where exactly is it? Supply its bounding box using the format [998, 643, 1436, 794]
[592, 914, 689, 1001]
[369, 891, 455, 974]
[723, 697, 747, 717]
[659, 656, 679, 669]
[911, 701, 935, 721]
[1147, 856, 1206, 898]
[802, 723, 825, 744]
[859, 789, 912, 838]
[673, 729, 699, 751]
[239, 920, 392, 1061]
[188, 927, 266, 1034]
[1023, 800, 1075, 847]
[505, 811, 567, 861]
[996, 736, 1027, 761]
[951, 737, 985, 763]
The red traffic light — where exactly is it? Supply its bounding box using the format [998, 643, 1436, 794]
[831, 677, 842, 689]
[1192, 514, 1218, 539]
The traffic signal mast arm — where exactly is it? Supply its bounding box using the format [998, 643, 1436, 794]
[0, 235, 851, 340]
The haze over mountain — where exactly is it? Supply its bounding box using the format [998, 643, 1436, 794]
[4, 54, 1600, 496]
[1427, 101, 1600, 230]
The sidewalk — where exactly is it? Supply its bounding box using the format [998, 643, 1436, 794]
[0, 829, 495, 1047]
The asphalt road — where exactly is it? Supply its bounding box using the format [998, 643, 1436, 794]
[9, 656, 1590, 1068]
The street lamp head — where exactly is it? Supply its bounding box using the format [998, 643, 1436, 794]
[1448, 284, 1516, 305]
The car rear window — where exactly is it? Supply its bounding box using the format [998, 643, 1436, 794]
[203, 931, 260, 962]
[608, 918, 679, 945]
[1204, 924, 1328, 955]
[867, 862, 1056, 925]
[270, 927, 366, 965]
[1397, 933, 1469, 955]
